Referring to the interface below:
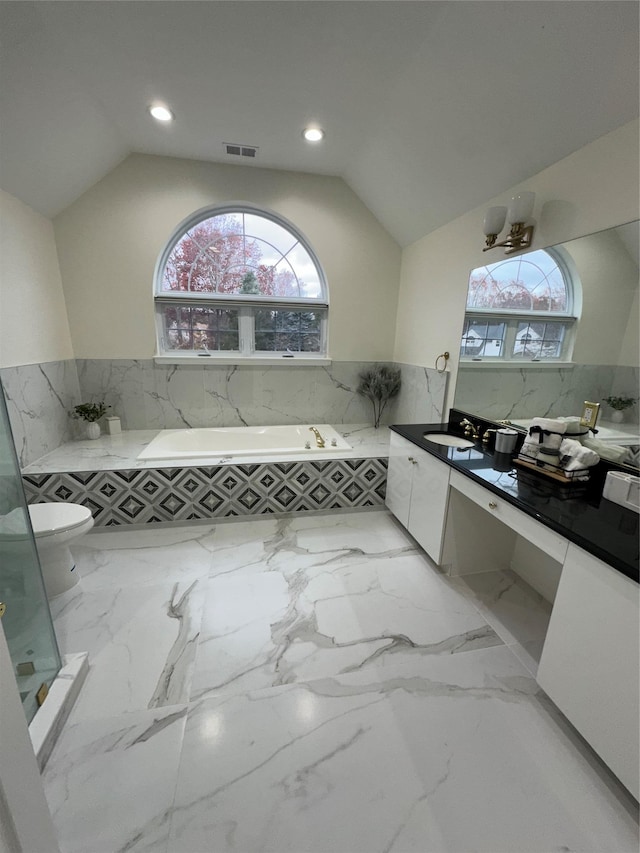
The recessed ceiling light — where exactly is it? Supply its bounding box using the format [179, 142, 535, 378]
[149, 104, 174, 122]
[303, 126, 324, 143]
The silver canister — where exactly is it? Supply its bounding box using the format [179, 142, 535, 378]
[495, 428, 518, 454]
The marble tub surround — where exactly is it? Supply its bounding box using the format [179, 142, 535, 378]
[1, 356, 445, 471]
[21, 424, 388, 474]
[22, 425, 389, 527]
[0, 359, 80, 467]
[75, 359, 446, 432]
[42, 512, 639, 853]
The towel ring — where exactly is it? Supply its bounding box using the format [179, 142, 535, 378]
[435, 351, 450, 374]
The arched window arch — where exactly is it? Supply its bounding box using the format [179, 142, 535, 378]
[154, 205, 328, 359]
[460, 249, 579, 362]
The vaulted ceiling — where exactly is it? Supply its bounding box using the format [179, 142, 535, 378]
[0, 1, 638, 245]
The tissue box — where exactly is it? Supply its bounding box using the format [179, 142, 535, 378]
[602, 471, 640, 514]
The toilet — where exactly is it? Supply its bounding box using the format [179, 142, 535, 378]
[28, 503, 94, 599]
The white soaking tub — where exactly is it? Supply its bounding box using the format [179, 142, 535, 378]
[137, 424, 351, 461]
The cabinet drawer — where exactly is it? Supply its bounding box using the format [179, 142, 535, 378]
[449, 470, 568, 563]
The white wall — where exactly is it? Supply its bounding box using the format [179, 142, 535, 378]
[394, 120, 640, 412]
[0, 190, 73, 368]
[53, 154, 401, 361]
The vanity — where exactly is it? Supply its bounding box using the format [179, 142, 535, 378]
[387, 418, 639, 800]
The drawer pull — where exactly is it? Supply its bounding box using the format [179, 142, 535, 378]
[488, 501, 498, 509]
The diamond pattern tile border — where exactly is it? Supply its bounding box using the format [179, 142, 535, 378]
[23, 458, 388, 526]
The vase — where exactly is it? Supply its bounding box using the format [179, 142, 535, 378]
[86, 421, 101, 440]
[609, 409, 624, 423]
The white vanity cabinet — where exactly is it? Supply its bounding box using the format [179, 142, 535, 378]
[386, 432, 450, 563]
[537, 544, 639, 800]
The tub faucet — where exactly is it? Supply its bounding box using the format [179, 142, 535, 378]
[309, 426, 325, 448]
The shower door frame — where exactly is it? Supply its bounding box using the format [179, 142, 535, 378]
[0, 623, 60, 851]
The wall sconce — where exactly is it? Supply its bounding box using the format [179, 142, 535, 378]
[483, 191, 535, 254]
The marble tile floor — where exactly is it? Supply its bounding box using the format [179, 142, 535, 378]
[42, 511, 639, 853]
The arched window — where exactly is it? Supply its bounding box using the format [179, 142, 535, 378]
[154, 205, 328, 359]
[460, 249, 578, 362]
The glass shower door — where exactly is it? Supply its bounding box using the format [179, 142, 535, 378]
[0, 382, 61, 724]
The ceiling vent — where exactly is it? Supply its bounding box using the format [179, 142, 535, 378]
[224, 143, 258, 158]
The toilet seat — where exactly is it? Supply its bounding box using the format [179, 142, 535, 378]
[28, 503, 93, 537]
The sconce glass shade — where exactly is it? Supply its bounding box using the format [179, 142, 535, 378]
[483, 206, 507, 236]
[507, 192, 535, 225]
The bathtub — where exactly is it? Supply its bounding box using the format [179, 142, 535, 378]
[137, 424, 352, 461]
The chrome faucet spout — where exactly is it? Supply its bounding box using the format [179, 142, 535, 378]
[309, 426, 325, 448]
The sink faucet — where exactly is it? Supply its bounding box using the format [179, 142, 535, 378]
[309, 426, 325, 448]
[482, 428, 497, 445]
[460, 418, 481, 439]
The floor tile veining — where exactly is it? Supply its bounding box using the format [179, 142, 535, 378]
[42, 510, 639, 853]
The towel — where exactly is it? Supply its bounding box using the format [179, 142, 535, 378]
[557, 417, 587, 437]
[560, 438, 600, 471]
[583, 438, 628, 463]
[528, 418, 567, 451]
[519, 438, 540, 461]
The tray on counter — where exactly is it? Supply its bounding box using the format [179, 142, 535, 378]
[515, 453, 590, 484]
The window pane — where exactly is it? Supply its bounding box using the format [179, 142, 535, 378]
[243, 214, 298, 256]
[513, 322, 566, 359]
[161, 306, 239, 351]
[460, 319, 505, 357]
[162, 210, 325, 301]
[255, 310, 322, 353]
[467, 250, 569, 313]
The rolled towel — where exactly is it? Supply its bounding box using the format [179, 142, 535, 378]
[559, 438, 583, 461]
[540, 433, 563, 451]
[530, 417, 567, 433]
[583, 438, 627, 463]
[560, 439, 600, 471]
[557, 417, 587, 436]
[528, 418, 567, 450]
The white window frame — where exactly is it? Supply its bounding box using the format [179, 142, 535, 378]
[460, 248, 579, 365]
[153, 204, 330, 365]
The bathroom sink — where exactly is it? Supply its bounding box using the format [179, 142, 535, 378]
[423, 432, 475, 448]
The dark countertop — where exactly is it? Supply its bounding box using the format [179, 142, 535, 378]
[390, 423, 639, 584]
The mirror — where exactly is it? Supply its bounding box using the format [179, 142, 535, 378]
[454, 220, 639, 472]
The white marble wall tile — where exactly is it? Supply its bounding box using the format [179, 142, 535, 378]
[146, 363, 208, 429]
[76, 358, 154, 430]
[454, 363, 620, 422]
[169, 645, 638, 853]
[51, 579, 205, 721]
[313, 362, 377, 424]
[1, 360, 80, 466]
[69, 359, 449, 437]
[391, 363, 447, 425]
[43, 704, 187, 853]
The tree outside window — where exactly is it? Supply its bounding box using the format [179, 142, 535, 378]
[155, 207, 328, 358]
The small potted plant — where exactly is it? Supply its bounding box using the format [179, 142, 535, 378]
[72, 402, 110, 439]
[356, 364, 401, 429]
[602, 395, 637, 423]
